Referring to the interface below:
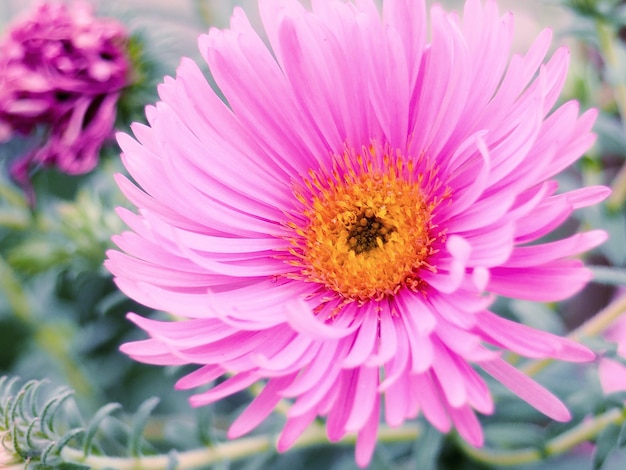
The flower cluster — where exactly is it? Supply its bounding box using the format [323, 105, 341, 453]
[0, 1, 130, 191]
[106, 0, 609, 466]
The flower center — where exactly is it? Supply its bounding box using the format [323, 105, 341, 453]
[286, 147, 443, 304]
[346, 209, 395, 255]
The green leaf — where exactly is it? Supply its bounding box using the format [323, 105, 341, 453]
[598, 213, 626, 264]
[26, 418, 41, 449]
[40, 440, 57, 466]
[128, 396, 160, 457]
[11, 418, 24, 459]
[593, 422, 621, 469]
[52, 428, 84, 459]
[617, 416, 626, 448]
[39, 389, 74, 435]
[26, 379, 48, 420]
[51, 464, 91, 470]
[9, 383, 26, 425]
[602, 392, 626, 410]
[484, 423, 546, 449]
[196, 406, 214, 446]
[16, 380, 38, 422]
[7, 238, 71, 275]
[413, 424, 444, 470]
[82, 402, 122, 457]
[594, 113, 626, 157]
[1, 375, 21, 428]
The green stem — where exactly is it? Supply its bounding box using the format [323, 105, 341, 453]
[522, 293, 626, 376]
[575, 293, 626, 338]
[462, 407, 626, 466]
[0, 256, 30, 322]
[590, 266, 626, 286]
[58, 406, 626, 469]
[596, 20, 626, 210]
[56, 292, 626, 469]
[61, 423, 421, 470]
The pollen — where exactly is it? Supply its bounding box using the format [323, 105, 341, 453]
[286, 146, 443, 304]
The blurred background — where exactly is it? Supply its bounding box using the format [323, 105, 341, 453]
[0, 1, 625, 469]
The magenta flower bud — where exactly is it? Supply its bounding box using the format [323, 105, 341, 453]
[0, 1, 130, 193]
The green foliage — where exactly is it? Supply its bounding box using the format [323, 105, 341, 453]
[412, 424, 445, 470]
[116, 33, 163, 127]
[4, 171, 125, 277]
[593, 422, 622, 469]
[564, 0, 626, 23]
[0, 377, 80, 468]
[0, 378, 172, 469]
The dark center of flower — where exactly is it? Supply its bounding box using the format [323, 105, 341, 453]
[347, 210, 395, 254]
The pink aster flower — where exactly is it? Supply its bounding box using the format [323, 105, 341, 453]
[0, 1, 129, 189]
[106, 0, 609, 466]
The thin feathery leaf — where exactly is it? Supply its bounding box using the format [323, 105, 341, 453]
[40, 389, 73, 436]
[82, 402, 122, 457]
[128, 397, 159, 457]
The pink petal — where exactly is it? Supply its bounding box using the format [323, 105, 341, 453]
[488, 260, 592, 302]
[176, 365, 226, 390]
[598, 358, 626, 395]
[229, 374, 297, 438]
[189, 371, 260, 407]
[447, 405, 484, 447]
[503, 230, 608, 268]
[285, 299, 360, 340]
[479, 357, 571, 421]
[413, 372, 451, 433]
[342, 306, 379, 368]
[355, 397, 380, 468]
[277, 408, 318, 452]
[345, 366, 379, 432]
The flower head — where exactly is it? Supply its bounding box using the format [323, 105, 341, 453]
[107, 0, 609, 466]
[0, 1, 130, 187]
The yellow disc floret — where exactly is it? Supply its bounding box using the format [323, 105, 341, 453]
[286, 147, 442, 304]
